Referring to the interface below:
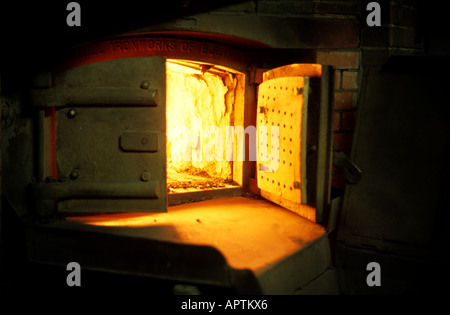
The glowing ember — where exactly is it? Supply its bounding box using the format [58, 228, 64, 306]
[166, 60, 238, 192]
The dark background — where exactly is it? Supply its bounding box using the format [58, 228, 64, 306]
[1, 0, 450, 297]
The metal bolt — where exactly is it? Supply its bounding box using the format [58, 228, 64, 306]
[294, 181, 300, 189]
[141, 137, 148, 145]
[141, 171, 151, 182]
[67, 108, 77, 118]
[70, 169, 80, 180]
[140, 80, 150, 89]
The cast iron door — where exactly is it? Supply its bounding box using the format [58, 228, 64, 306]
[31, 56, 167, 214]
[257, 65, 312, 220]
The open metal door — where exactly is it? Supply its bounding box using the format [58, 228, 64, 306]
[257, 64, 331, 223]
[31, 56, 167, 215]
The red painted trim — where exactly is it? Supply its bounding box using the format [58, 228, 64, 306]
[116, 31, 272, 49]
[44, 107, 57, 179]
[53, 32, 262, 73]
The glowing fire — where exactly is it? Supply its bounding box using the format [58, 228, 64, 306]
[166, 60, 238, 191]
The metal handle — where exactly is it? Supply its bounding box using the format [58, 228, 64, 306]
[332, 151, 362, 184]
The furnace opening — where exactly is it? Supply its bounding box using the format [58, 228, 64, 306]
[166, 60, 244, 197]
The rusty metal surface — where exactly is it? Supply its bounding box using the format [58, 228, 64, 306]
[32, 181, 160, 200]
[26, 196, 330, 293]
[30, 87, 158, 107]
[332, 151, 362, 185]
[56, 36, 251, 74]
[119, 131, 159, 152]
[33, 56, 167, 214]
[257, 74, 309, 218]
[312, 66, 333, 225]
[256, 64, 333, 225]
[26, 221, 248, 291]
[262, 63, 322, 81]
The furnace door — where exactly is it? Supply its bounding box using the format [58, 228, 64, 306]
[32, 56, 167, 214]
[257, 65, 314, 221]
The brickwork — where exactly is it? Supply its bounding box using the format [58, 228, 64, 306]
[317, 51, 360, 69]
[315, 47, 361, 190]
[341, 71, 358, 90]
[311, 0, 424, 190]
[361, 0, 424, 71]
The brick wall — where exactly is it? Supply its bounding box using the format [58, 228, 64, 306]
[312, 0, 424, 190]
[361, 0, 424, 69]
[316, 50, 361, 190]
[310, 1, 361, 190]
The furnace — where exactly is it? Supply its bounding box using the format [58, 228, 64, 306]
[15, 32, 336, 294]
[165, 59, 243, 199]
[1, 0, 439, 296]
[27, 36, 333, 224]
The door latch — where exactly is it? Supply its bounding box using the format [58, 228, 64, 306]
[332, 151, 362, 184]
